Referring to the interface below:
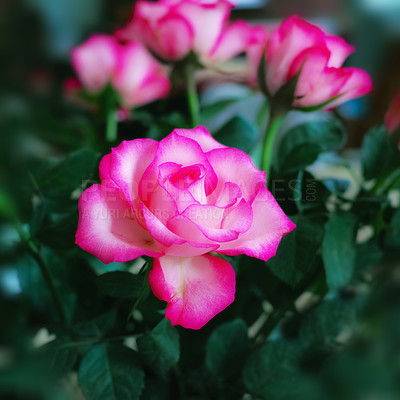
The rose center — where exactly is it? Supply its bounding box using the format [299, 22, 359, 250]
[170, 164, 205, 190]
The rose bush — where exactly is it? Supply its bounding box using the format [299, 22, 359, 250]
[116, 0, 252, 64]
[71, 34, 170, 107]
[249, 15, 372, 110]
[75, 127, 295, 328]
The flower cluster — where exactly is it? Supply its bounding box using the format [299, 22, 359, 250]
[117, 0, 252, 64]
[70, 3, 372, 112]
[76, 127, 295, 328]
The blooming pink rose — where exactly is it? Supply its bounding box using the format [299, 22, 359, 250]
[116, 0, 252, 63]
[76, 127, 295, 329]
[385, 92, 400, 134]
[71, 34, 170, 107]
[249, 16, 373, 110]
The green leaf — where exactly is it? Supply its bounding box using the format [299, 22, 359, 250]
[294, 170, 331, 212]
[299, 299, 355, 346]
[200, 98, 241, 121]
[32, 149, 99, 199]
[0, 188, 16, 220]
[257, 47, 269, 97]
[96, 271, 145, 299]
[354, 239, 382, 277]
[297, 93, 343, 113]
[278, 120, 346, 173]
[213, 116, 259, 153]
[17, 249, 76, 321]
[361, 126, 392, 180]
[352, 190, 387, 223]
[267, 215, 325, 288]
[36, 198, 78, 249]
[243, 340, 306, 400]
[72, 309, 117, 339]
[205, 319, 250, 380]
[42, 336, 79, 376]
[322, 213, 358, 290]
[0, 357, 67, 400]
[272, 70, 301, 113]
[137, 319, 180, 376]
[384, 209, 400, 249]
[78, 344, 144, 400]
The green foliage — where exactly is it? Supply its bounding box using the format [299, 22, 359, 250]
[243, 340, 307, 400]
[72, 309, 118, 338]
[257, 47, 269, 97]
[299, 299, 355, 346]
[205, 319, 250, 379]
[361, 126, 392, 180]
[385, 209, 400, 248]
[322, 214, 358, 290]
[294, 170, 331, 212]
[137, 319, 180, 376]
[31, 149, 99, 199]
[96, 271, 146, 299]
[78, 344, 145, 400]
[213, 116, 259, 153]
[277, 120, 346, 173]
[267, 214, 325, 288]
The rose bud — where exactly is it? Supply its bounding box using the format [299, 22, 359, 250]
[112, 42, 171, 108]
[76, 127, 295, 329]
[71, 34, 119, 93]
[116, 0, 253, 65]
[249, 15, 373, 111]
[71, 35, 170, 107]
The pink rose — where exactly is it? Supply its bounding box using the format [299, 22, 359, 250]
[116, 0, 252, 63]
[249, 15, 372, 110]
[71, 34, 170, 107]
[385, 92, 400, 134]
[71, 35, 118, 93]
[76, 127, 295, 329]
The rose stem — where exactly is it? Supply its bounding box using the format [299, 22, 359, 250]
[260, 111, 285, 181]
[105, 95, 118, 143]
[185, 63, 200, 127]
[16, 222, 67, 325]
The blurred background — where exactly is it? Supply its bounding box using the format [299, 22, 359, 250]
[1, 0, 400, 399]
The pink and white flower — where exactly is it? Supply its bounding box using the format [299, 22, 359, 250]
[248, 15, 373, 110]
[385, 92, 400, 134]
[116, 0, 253, 64]
[76, 127, 295, 329]
[71, 34, 170, 107]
